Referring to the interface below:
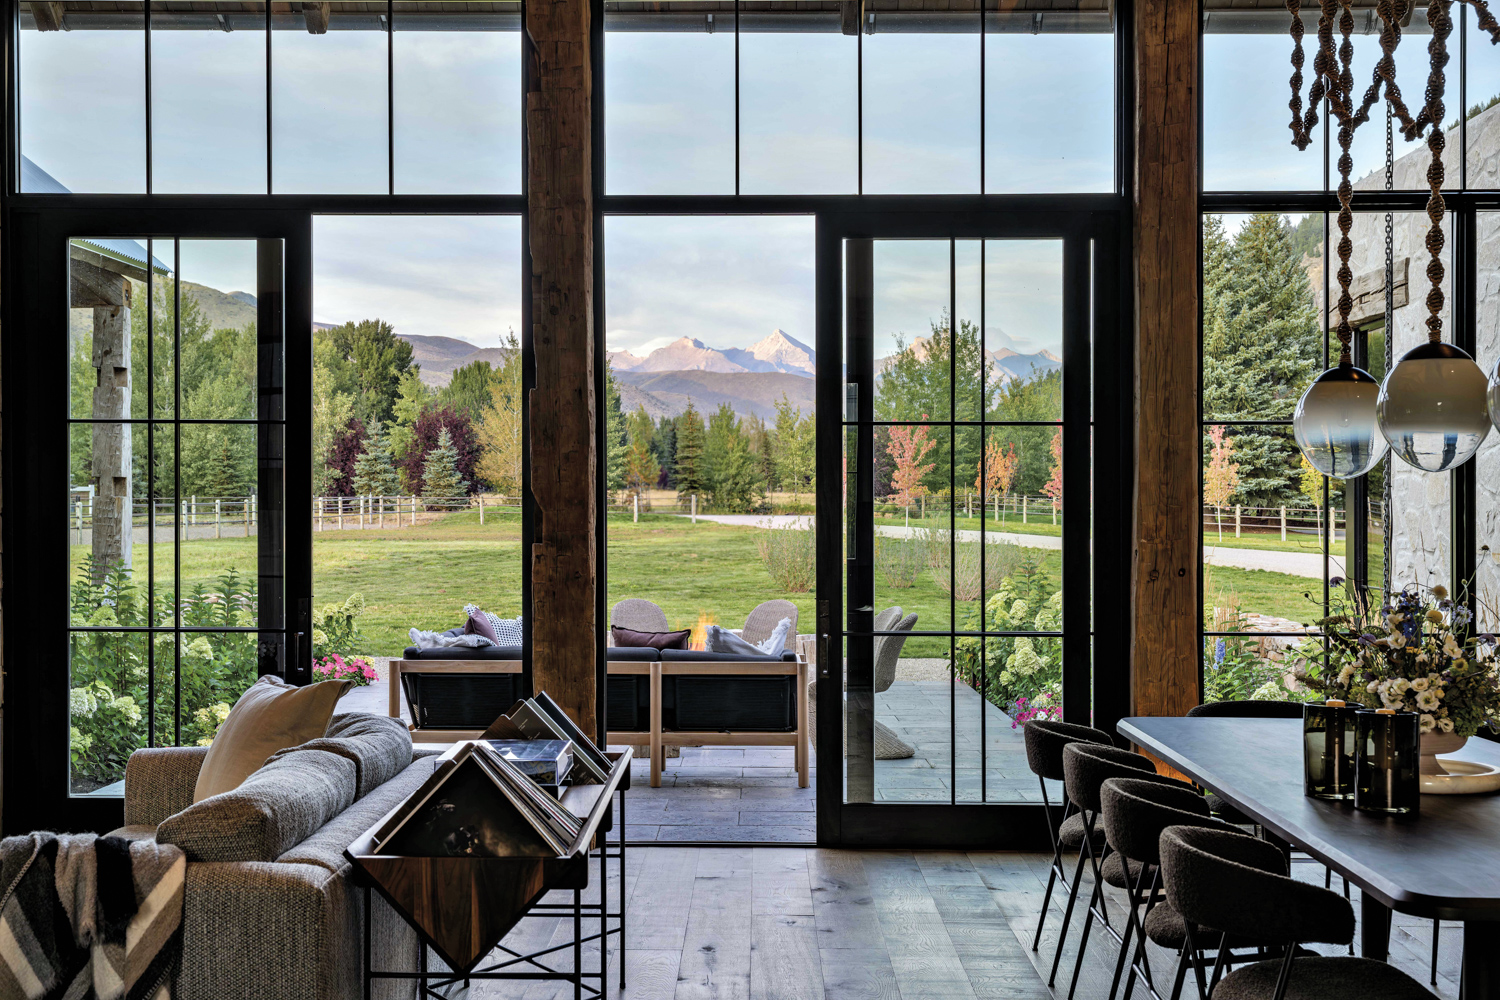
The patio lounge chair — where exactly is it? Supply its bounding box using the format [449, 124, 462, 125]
[742, 599, 799, 651]
[610, 598, 670, 634]
[807, 606, 919, 760]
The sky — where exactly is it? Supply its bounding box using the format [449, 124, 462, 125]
[25, 13, 1499, 354]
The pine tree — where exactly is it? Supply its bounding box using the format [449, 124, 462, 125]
[652, 416, 677, 489]
[1202, 213, 1322, 506]
[623, 406, 660, 498]
[675, 403, 706, 503]
[605, 358, 626, 494]
[352, 426, 402, 504]
[421, 427, 469, 505]
[703, 403, 761, 512]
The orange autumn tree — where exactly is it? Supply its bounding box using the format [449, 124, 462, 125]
[1203, 424, 1240, 542]
[976, 439, 1019, 513]
[1041, 429, 1063, 511]
[887, 420, 937, 507]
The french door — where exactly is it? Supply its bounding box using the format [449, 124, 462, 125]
[4, 209, 313, 833]
[814, 209, 1129, 847]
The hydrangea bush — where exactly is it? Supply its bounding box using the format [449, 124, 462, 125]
[952, 557, 1063, 725]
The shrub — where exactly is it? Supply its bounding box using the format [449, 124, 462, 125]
[931, 540, 1023, 601]
[1202, 601, 1302, 704]
[875, 534, 925, 588]
[952, 556, 1063, 721]
[312, 593, 369, 659]
[756, 520, 815, 592]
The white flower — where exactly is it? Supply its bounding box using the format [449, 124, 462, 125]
[1338, 665, 1355, 685]
[1366, 680, 1380, 693]
[1439, 717, 1456, 733]
[1416, 689, 1441, 711]
[1392, 678, 1411, 695]
[1445, 635, 1465, 660]
[1390, 633, 1408, 649]
[1410, 677, 1430, 692]
[1420, 714, 1437, 734]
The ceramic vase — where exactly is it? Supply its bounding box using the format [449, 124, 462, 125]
[1419, 731, 1469, 776]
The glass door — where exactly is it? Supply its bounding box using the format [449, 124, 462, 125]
[815, 213, 1121, 847]
[6, 212, 313, 834]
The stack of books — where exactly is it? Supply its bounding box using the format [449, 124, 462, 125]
[373, 740, 585, 858]
[484, 692, 614, 785]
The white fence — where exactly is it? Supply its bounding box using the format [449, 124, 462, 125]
[1201, 501, 1388, 541]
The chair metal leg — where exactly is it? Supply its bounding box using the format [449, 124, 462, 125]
[1034, 778, 1075, 952]
[1433, 919, 1441, 986]
[1048, 842, 1092, 988]
[1106, 864, 1151, 1000]
[1066, 883, 1102, 1000]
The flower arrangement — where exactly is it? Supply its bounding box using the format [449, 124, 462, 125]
[1296, 583, 1500, 738]
[313, 653, 379, 687]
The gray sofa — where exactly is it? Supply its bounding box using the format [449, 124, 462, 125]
[110, 712, 433, 1000]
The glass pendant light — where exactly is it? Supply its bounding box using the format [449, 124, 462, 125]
[1376, 2, 1491, 474]
[1380, 342, 1491, 472]
[1294, 364, 1388, 478]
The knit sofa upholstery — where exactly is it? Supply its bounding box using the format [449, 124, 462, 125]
[110, 712, 433, 1000]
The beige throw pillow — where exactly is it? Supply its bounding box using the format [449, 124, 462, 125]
[193, 674, 352, 802]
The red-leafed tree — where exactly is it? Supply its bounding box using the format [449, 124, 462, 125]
[1041, 429, 1063, 509]
[326, 417, 367, 499]
[398, 407, 480, 495]
[886, 421, 936, 506]
[976, 439, 1019, 497]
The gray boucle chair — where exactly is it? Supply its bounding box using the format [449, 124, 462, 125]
[1159, 825, 1431, 1000]
[742, 599, 799, 651]
[807, 607, 919, 761]
[610, 598, 670, 634]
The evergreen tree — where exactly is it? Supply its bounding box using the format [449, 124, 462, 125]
[604, 358, 626, 494]
[352, 426, 402, 501]
[703, 403, 761, 512]
[652, 416, 677, 489]
[675, 403, 706, 502]
[421, 427, 470, 503]
[1202, 213, 1322, 506]
[623, 406, 660, 498]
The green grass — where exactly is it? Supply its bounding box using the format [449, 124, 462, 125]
[71, 509, 1327, 657]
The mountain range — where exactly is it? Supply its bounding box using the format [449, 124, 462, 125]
[608, 330, 817, 378]
[877, 335, 1061, 385]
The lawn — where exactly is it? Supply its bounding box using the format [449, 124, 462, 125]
[71, 511, 1324, 657]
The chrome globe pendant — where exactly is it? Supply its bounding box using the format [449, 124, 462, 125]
[1375, 0, 1491, 472]
[1294, 363, 1388, 478]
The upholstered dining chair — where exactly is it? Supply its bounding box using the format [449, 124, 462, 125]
[610, 598, 670, 635]
[1158, 825, 1431, 1000]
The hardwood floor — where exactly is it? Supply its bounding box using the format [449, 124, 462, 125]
[465, 847, 1455, 999]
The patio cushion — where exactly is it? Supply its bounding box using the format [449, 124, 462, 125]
[402, 644, 524, 660]
[606, 647, 660, 662]
[611, 626, 691, 650]
[659, 649, 795, 663]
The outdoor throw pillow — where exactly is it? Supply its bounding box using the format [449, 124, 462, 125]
[465, 604, 524, 644]
[611, 626, 692, 650]
[706, 617, 794, 657]
[193, 674, 352, 802]
[464, 610, 501, 644]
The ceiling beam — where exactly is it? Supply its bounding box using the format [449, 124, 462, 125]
[31, 1, 67, 31]
[303, 2, 330, 33]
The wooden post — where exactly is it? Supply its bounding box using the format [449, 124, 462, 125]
[479, 496, 485, 525]
[1132, 0, 1199, 720]
[633, 492, 639, 523]
[79, 268, 132, 580]
[1023, 497, 1028, 524]
[528, 0, 597, 738]
[1280, 505, 1287, 541]
[215, 499, 222, 539]
[691, 493, 697, 524]
[1235, 505, 1242, 539]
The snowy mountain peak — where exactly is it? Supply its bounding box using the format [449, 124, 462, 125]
[746, 329, 816, 375]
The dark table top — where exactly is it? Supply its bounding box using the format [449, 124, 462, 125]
[1118, 716, 1500, 921]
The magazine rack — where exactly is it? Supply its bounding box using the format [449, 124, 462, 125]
[345, 746, 631, 997]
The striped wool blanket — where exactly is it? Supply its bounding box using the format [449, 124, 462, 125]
[0, 833, 184, 1000]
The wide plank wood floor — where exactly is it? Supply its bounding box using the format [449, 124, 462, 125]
[461, 847, 1455, 999]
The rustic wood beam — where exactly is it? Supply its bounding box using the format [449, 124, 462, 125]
[70, 259, 130, 310]
[31, 1, 66, 31]
[1131, 0, 1199, 720]
[526, 0, 597, 738]
[303, 2, 330, 33]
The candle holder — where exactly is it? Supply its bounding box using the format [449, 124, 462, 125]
[1355, 709, 1420, 816]
[1303, 699, 1363, 800]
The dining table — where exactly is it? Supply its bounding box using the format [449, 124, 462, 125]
[1118, 715, 1500, 999]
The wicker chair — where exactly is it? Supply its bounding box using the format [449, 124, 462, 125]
[805, 607, 919, 760]
[742, 599, 799, 651]
[610, 598, 670, 634]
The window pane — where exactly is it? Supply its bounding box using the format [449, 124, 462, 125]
[1477, 212, 1500, 628]
[872, 239, 952, 422]
[1202, 213, 1325, 421]
[604, 12, 734, 195]
[1202, 12, 1323, 192]
[983, 16, 1112, 193]
[1467, 3, 1500, 189]
[272, 6, 387, 194]
[20, 1, 146, 192]
[739, 8, 857, 194]
[1339, 8, 1437, 192]
[984, 239, 1064, 422]
[180, 240, 261, 421]
[70, 424, 152, 625]
[394, 2, 521, 193]
[69, 631, 150, 793]
[862, 19, 981, 194]
[150, 3, 268, 193]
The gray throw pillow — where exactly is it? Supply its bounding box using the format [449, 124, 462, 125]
[265, 712, 413, 798]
